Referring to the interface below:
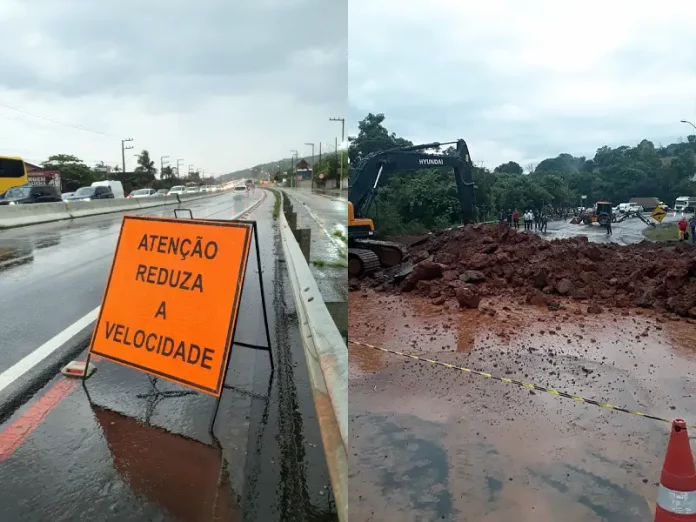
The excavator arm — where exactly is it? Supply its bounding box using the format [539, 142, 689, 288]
[347, 139, 477, 278]
[349, 139, 477, 225]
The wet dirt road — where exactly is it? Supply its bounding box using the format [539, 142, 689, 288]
[349, 290, 696, 521]
[0, 193, 337, 522]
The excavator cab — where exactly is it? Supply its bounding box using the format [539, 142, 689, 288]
[348, 139, 477, 278]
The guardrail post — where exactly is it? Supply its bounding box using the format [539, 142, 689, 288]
[287, 211, 297, 230]
[323, 301, 347, 342]
[291, 228, 311, 263]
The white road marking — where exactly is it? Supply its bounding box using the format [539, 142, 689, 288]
[285, 192, 346, 252]
[0, 307, 100, 394]
[0, 196, 265, 395]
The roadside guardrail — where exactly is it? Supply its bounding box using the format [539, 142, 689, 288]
[272, 188, 347, 522]
[0, 191, 226, 229]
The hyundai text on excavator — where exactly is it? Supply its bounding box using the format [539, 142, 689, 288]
[348, 139, 477, 278]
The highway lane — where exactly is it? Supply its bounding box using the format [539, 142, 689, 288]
[0, 189, 337, 521]
[282, 188, 347, 303]
[0, 191, 262, 379]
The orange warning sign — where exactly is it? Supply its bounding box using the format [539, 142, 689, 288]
[89, 215, 253, 397]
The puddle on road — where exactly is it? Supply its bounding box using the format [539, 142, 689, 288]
[349, 290, 696, 521]
[93, 406, 241, 522]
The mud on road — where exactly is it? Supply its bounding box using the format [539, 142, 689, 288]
[349, 250, 696, 520]
[359, 223, 696, 318]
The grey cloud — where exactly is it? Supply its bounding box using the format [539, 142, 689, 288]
[2, 0, 347, 107]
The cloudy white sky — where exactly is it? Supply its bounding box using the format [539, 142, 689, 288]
[0, 0, 346, 176]
[349, 0, 696, 171]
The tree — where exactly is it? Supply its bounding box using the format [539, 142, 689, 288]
[135, 150, 157, 176]
[494, 161, 523, 174]
[160, 165, 174, 179]
[42, 154, 95, 188]
[347, 113, 413, 166]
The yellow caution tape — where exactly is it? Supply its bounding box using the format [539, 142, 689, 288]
[349, 339, 696, 430]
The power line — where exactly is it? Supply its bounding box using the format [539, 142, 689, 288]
[0, 101, 117, 138]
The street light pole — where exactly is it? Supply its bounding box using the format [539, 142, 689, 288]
[680, 119, 696, 132]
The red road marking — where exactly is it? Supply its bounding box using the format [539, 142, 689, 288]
[0, 355, 102, 461]
[0, 379, 78, 461]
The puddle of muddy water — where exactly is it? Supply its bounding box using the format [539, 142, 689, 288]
[349, 290, 696, 521]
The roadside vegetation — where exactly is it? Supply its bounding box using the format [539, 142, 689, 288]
[41, 151, 218, 194]
[349, 113, 696, 236]
[271, 189, 281, 220]
[643, 223, 680, 242]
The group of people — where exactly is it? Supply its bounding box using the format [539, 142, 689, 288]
[500, 208, 548, 233]
[677, 216, 696, 243]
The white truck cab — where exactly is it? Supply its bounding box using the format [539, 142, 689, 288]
[91, 180, 124, 198]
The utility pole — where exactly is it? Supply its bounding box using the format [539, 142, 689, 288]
[329, 117, 345, 141]
[330, 117, 345, 190]
[305, 142, 315, 189]
[121, 138, 134, 173]
[290, 149, 298, 187]
[335, 136, 341, 190]
[160, 155, 170, 179]
[177, 158, 184, 179]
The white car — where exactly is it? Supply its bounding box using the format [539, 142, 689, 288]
[168, 185, 186, 195]
[232, 185, 248, 198]
[128, 188, 157, 198]
[184, 187, 199, 194]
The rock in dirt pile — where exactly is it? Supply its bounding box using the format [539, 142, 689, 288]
[354, 224, 696, 317]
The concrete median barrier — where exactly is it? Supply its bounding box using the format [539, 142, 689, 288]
[0, 202, 72, 228]
[275, 189, 347, 522]
[0, 192, 224, 229]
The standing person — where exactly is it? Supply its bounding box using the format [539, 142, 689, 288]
[506, 209, 513, 227]
[541, 213, 548, 233]
[606, 217, 612, 236]
[689, 215, 696, 244]
[512, 208, 520, 229]
[677, 217, 689, 241]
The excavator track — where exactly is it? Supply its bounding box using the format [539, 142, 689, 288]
[355, 239, 406, 268]
[348, 248, 381, 278]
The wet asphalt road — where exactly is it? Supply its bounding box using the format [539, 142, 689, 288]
[280, 189, 347, 304]
[0, 192, 260, 376]
[541, 212, 684, 245]
[0, 190, 337, 521]
[349, 291, 696, 521]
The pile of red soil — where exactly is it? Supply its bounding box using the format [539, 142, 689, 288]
[357, 224, 696, 317]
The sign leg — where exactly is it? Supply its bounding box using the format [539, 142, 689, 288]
[252, 221, 275, 373]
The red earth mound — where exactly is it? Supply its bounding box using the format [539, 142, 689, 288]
[356, 224, 696, 317]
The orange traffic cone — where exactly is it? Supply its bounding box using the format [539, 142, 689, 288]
[655, 419, 696, 521]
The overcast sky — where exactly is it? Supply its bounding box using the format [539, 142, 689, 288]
[349, 0, 696, 171]
[0, 0, 346, 176]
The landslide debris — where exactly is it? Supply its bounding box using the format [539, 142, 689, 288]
[357, 224, 696, 317]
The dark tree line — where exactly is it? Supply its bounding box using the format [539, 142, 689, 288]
[348, 113, 696, 235]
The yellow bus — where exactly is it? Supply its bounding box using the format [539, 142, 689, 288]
[0, 155, 28, 196]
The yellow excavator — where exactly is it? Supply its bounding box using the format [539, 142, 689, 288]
[348, 140, 477, 278]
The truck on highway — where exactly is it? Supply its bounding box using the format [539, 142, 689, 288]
[674, 196, 696, 212]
